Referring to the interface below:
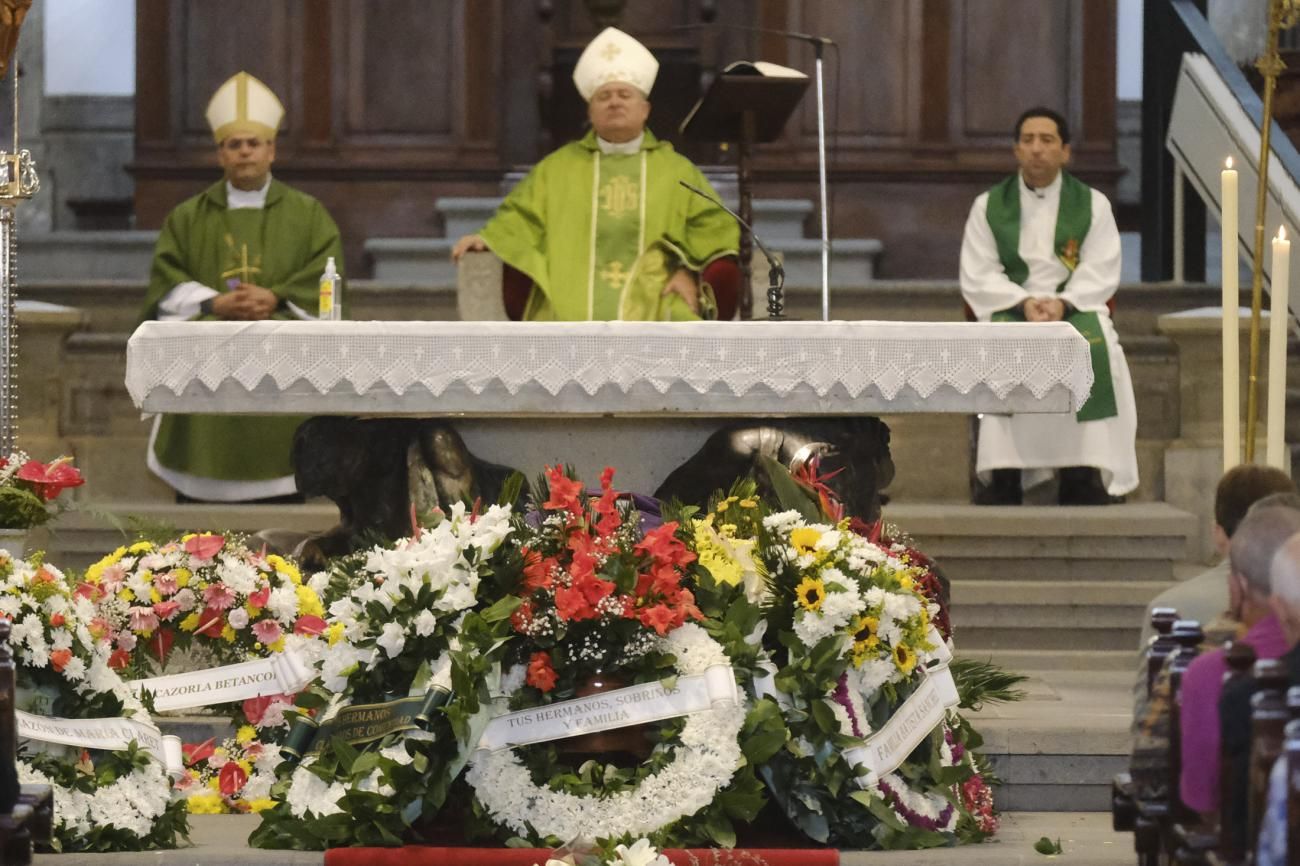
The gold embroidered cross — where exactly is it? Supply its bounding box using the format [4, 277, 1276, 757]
[600, 41, 621, 61]
[600, 260, 628, 288]
[221, 240, 262, 284]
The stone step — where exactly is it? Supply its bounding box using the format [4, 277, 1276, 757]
[364, 235, 883, 287]
[958, 648, 1137, 673]
[952, 579, 1172, 607]
[437, 195, 816, 241]
[22, 230, 159, 281]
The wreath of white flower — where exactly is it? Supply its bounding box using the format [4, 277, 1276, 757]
[467, 623, 745, 841]
[1, 555, 175, 844]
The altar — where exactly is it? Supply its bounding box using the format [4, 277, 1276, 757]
[126, 319, 1093, 493]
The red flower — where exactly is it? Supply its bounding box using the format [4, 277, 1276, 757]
[635, 522, 696, 568]
[49, 612, 65, 628]
[638, 604, 677, 636]
[242, 693, 293, 726]
[252, 619, 283, 646]
[108, 648, 131, 670]
[511, 599, 535, 633]
[183, 533, 225, 560]
[147, 627, 176, 664]
[247, 587, 270, 609]
[543, 465, 584, 517]
[574, 570, 615, 608]
[193, 608, 225, 638]
[183, 737, 215, 767]
[74, 582, 103, 602]
[219, 760, 249, 797]
[592, 467, 622, 537]
[521, 549, 555, 591]
[554, 583, 597, 622]
[49, 648, 72, 672]
[526, 651, 558, 693]
[15, 457, 84, 502]
[293, 615, 326, 636]
[153, 600, 181, 621]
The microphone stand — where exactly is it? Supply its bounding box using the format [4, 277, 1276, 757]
[680, 180, 786, 320]
[676, 22, 832, 319]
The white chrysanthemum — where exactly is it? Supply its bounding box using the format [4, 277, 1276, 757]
[217, 557, 259, 596]
[266, 584, 299, 622]
[612, 838, 672, 866]
[762, 509, 804, 531]
[285, 760, 348, 818]
[377, 622, 406, 659]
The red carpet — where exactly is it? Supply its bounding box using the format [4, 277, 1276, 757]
[324, 847, 838, 866]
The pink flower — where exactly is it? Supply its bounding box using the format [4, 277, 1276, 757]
[99, 564, 126, 593]
[128, 606, 159, 633]
[293, 615, 326, 636]
[251, 619, 282, 646]
[153, 573, 179, 596]
[116, 632, 137, 651]
[202, 583, 237, 611]
[153, 600, 181, 621]
[183, 533, 225, 560]
[248, 587, 270, 609]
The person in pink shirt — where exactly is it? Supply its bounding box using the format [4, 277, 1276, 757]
[1179, 500, 1300, 817]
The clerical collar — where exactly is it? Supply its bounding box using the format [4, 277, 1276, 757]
[1021, 171, 1061, 200]
[597, 133, 644, 155]
[226, 176, 271, 209]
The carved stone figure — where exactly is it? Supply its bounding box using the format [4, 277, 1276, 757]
[654, 417, 895, 523]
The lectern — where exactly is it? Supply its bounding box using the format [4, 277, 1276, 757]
[680, 64, 808, 318]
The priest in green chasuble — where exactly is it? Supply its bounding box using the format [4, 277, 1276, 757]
[960, 107, 1138, 505]
[140, 71, 344, 502]
[452, 27, 739, 321]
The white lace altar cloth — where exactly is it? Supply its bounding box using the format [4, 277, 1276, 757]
[125, 320, 1092, 416]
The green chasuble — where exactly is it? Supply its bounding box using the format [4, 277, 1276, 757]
[141, 179, 344, 486]
[984, 171, 1117, 422]
[479, 129, 740, 321]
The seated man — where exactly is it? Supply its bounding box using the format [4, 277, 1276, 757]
[1177, 500, 1300, 820]
[960, 106, 1138, 505]
[451, 27, 739, 321]
[140, 72, 345, 502]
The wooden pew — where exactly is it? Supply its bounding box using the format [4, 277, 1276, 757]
[1285, 699, 1300, 865]
[1249, 660, 1290, 855]
[1114, 607, 1182, 836]
[0, 620, 51, 864]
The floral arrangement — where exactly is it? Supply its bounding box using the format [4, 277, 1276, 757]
[80, 534, 327, 729]
[174, 727, 278, 815]
[535, 838, 671, 866]
[680, 475, 1011, 849]
[0, 551, 188, 852]
[464, 467, 775, 849]
[0, 452, 83, 530]
[250, 499, 520, 849]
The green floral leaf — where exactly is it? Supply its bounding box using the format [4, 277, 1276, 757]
[1034, 836, 1064, 855]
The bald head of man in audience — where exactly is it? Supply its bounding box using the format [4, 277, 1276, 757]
[1267, 522, 1300, 643]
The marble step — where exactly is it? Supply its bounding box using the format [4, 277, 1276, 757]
[437, 195, 816, 241]
[958, 647, 1137, 673]
[364, 235, 883, 287]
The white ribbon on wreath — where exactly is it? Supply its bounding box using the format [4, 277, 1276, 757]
[466, 623, 747, 841]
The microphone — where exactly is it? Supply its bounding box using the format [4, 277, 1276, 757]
[679, 180, 786, 320]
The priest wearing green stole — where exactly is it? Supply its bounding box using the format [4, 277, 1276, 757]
[140, 72, 345, 502]
[452, 27, 739, 321]
[960, 107, 1138, 505]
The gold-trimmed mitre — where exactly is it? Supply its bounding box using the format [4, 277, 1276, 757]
[572, 27, 658, 102]
[205, 71, 284, 143]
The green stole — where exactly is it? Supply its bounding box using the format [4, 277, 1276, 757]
[984, 172, 1117, 422]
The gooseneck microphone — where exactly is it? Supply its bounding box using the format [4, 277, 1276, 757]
[679, 180, 786, 320]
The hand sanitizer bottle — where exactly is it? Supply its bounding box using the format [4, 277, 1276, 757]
[319, 257, 340, 321]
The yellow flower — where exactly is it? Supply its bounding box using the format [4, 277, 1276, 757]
[129, 541, 154, 554]
[795, 575, 826, 613]
[269, 637, 286, 653]
[326, 622, 345, 646]
[893, 642, 917, 675]
[236, 725, 257, 745]
[739, 498, 758, 509]
[852, 615, 878, 644]
[149, 588, 162, 603]
[790, 527, 822, 555]
[898, 573, 915, 591]
[206, 776, 221, 792]
[247, 797, 276, 813]
[181, 533, 197, 542]
[236, 759, 253, 775]
[179, 612, 201, 632]
[221, 625, 236, 643]
[186, 792, 226, 814]
[174, 568, 191, 588]
[295, 585, 324, 618]
[268, 555, 302, 585]
[117, 588, 135, 603]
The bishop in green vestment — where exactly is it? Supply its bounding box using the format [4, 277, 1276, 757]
[140, 72, 345, 502]
[452, 27, 738, 321]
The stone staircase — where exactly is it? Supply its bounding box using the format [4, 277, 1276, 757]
[365, 195, 883, 287]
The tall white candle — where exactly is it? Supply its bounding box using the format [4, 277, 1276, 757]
[1267, 225, 1291, 469]
[1223, 157, 1240, 470]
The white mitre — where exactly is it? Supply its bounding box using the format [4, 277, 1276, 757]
[572, 27, 659, 101]
[205, 71, 284, 143]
